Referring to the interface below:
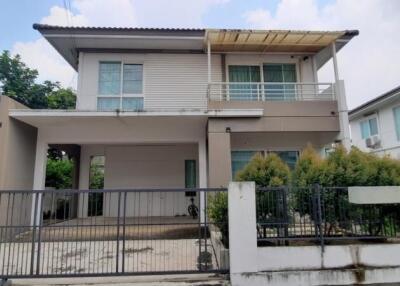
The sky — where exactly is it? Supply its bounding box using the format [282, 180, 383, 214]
[0, 0, 399, 109]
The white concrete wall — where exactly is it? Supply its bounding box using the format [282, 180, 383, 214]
[77, 52, 222, 111]
[228, 182, 400, 286]
[230, 131, 337, 154]
[102, 144, 199, 217]
[350, 97, 400, 158]
[257, 244, 400, 271]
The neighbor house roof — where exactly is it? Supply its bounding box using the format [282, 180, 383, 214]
[349, 85, 400, 120]
[33, 23, 358, 71]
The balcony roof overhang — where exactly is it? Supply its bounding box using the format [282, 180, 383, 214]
[33, 24, 358, 71]
[9, 109, 263, 128]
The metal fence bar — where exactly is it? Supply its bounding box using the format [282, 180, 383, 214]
[0, 188, 228, 279]
[256, 185, 400, 246]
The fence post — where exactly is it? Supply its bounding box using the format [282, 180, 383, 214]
[116, 192, 122, 273]
[30, 193, 39, 275]
[314, 184, 324, 252]
[228, 182, 257, 276]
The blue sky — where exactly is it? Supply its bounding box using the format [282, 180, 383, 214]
[1, 0, 399, 108]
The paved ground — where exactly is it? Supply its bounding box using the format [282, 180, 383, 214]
[16, 217, 200, 242]
[0, 239, 222, 275]
[7, 274, 230, 286]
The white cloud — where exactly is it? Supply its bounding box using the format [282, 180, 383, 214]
[72, 0, 137, 27]
[12, 39, 77, 88]
[243, 0, 400, 109]
[40, 5, 89, 26]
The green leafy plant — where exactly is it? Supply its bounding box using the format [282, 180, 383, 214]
[45, 158, 73, 189]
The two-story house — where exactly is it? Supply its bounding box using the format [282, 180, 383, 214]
[349, 85, 400, 159]
[8, 24, 358, 220]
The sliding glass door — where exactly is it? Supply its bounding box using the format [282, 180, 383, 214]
[228, 65, 261, 100]
[263, 64, 297, 100]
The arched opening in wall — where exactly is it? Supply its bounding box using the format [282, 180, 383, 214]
[88, 155, 105, 217]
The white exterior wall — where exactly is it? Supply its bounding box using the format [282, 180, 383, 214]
[76, 52, 318, 111]
[103, 144, 199, 217]
[230, 131, 337, 154]
[350, 97, 400, 159]
[77, 52, 222, 111]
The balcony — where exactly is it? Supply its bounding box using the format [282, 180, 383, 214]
[207, 82, 335, 102]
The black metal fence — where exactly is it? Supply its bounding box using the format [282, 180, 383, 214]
[256, 186, 400, 246]
[0, 188, 228, 279]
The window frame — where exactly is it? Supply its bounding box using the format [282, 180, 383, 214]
[184, 159, 197, 197]
[393, 105, 400, 141]
[359, 115, 379, 139]
[97, 61, 144, 111]
[231, 149, 300, 177]
[226, 60, 300, 101]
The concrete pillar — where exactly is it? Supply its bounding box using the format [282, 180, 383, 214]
[31, 135, 48, 226]
[336, 80, 351, 150]
[198, 139, 207, 223]
[228, 182, 258, 278]
[208, 132, 232, 188]
[78, 146, 91, 218]
[331, 42, 351, 150]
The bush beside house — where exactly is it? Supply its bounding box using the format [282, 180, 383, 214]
[208, 145, 400, 246]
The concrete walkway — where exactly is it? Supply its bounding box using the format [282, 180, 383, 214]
[8, 274, 230, 286]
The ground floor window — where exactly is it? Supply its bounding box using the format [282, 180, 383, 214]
[231, 151, 260, 179]
[231, 150, 299, 178]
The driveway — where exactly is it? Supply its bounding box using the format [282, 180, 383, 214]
[8, 273, 230, 286]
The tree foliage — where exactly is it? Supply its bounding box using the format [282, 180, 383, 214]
[293, 145, 400, 187]
[0, 50, 76, 109]
[45, 158, 74, 189]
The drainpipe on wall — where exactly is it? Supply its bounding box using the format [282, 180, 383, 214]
[331, 42, 351, 150]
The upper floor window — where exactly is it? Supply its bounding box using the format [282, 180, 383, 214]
[263, 64, 297, 100]
[228, 66, 261, 101]
[98, 62, 143, 111]
[393, 106, 400, 141]
[360, 117, 378, 139]
[227, 63, 297, 101]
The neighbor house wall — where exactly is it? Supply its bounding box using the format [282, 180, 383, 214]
[0, 96, 37, 190]
[77, 52, 222, 111]
[0, 96, 37, 227]
[350, 97, 400, 159]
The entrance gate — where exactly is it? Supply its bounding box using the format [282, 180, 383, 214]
[0, 188, 228, 279]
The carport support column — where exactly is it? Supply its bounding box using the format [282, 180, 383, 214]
[78, 146, 90, 218]
[31, 136, 48, 226]
[198, 139, 207, 223]
[208, 132, 232, 188]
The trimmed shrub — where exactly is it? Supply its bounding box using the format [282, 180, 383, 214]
[292, 144, 324, 188]
[236, 153, 291, 186]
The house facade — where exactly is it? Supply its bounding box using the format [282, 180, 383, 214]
[7, 24, 357, 220]
[349, 86, 400, 159]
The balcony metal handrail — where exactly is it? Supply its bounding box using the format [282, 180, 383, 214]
[207, 82, 335, 102]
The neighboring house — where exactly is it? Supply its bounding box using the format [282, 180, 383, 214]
[349, 86, 400, 159]
[7, 24, 357, 219]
